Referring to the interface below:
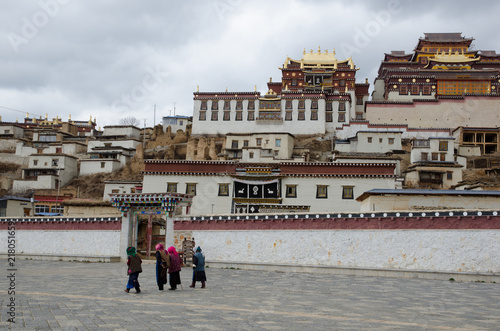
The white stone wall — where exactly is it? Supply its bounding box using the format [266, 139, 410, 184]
[386, 91, 437, 101]
[192, 97, 354, 136]
[281, 176, 395, 212]
[87, 139, 140, 152]
[359, 194, 500, 212]
[192, 229, 500, 273]
[102, 126, 141, 139]
[0, 230, 121, 257]
[143, 173, 396, 215]
[79, 159, 122, 176]
[410, 137, 455, 163]
[143, 174, 233, 215]
[366, 97, 500, 128]
[335, 123, 451, 140]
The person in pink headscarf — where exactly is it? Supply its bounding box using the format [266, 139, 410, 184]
[155, 243, 170, 290]
[167, 246, 182, 290]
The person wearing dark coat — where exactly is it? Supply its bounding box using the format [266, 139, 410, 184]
[190, 246, 206, 288]
[125, 247, 142, 293]
[167, 246, 182, 290]
[155, 243, 170, 290]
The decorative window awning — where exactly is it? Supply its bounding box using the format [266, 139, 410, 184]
[110, 192, 193, 214]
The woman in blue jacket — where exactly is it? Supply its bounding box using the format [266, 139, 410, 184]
[190, 246, 206, 288]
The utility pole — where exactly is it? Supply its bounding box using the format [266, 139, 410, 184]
[153, 104, 156, 127]
[143, 118, 147, 150]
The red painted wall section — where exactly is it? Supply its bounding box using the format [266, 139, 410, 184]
[144, 161, 237, 174]
[0, 219, 121, 230]
[175, 215, 500, 231]
[144, 160, 395, 176]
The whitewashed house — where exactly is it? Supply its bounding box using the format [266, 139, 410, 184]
[405, 137, 462, 189]
[13, 154, 79, 192]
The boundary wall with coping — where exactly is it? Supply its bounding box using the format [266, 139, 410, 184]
[0, 216, 122, 262]
[176, 210, 500, 282]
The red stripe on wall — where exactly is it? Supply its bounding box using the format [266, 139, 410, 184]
[175, 216, 500, 231]
[0, 221, 122, 230]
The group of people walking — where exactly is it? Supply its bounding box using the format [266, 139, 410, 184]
[124, 244, 206, 293]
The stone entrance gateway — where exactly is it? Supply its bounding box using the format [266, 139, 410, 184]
[110, 192, 193, 260]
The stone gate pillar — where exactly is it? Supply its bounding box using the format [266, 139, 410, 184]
[120, 212, 133, 261]
[165, 213, 174, 248]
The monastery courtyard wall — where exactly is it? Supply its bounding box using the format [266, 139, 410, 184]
[2, 211, 499, 282]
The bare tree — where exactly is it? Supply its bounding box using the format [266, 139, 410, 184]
[119, 116, 140, 126]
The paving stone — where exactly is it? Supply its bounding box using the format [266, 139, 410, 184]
[1, 260, 499, 329]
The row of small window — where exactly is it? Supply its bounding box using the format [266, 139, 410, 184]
[399, 85, 432, 95]
[201, 100, 348, 111]
[166, 183, 354, 199]
[35, 204, 64, 214]
[420, 152, 448, 161]
[287, 185, 354, 199]
[415, 141, 448, 151]
[199, 110, 347, 122]
[33, 159, 59, 166]
[367, 137, 395, 144]
[231, 138, 281, 149]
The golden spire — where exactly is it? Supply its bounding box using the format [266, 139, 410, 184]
[303, 48, 306, 55]
[225, 87, 228, 92]
[197, 85, 199, 92]
[26, 112, 29, 118]
[318, 45, 321, 53]
[254, 85, 257, 92]
[345, 85, 348, 93]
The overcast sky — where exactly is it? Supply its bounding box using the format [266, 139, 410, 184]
[1, 0, 500, 128]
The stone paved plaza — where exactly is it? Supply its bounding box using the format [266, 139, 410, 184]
[1, 259, 499, 330]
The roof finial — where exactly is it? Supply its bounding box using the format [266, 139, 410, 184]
[303, 48, 306, 55]
[225, 87, 228, 92]
[197, 85, 199, 92]
[318, 45, 321, 53]
[254, 85, 257, 92]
